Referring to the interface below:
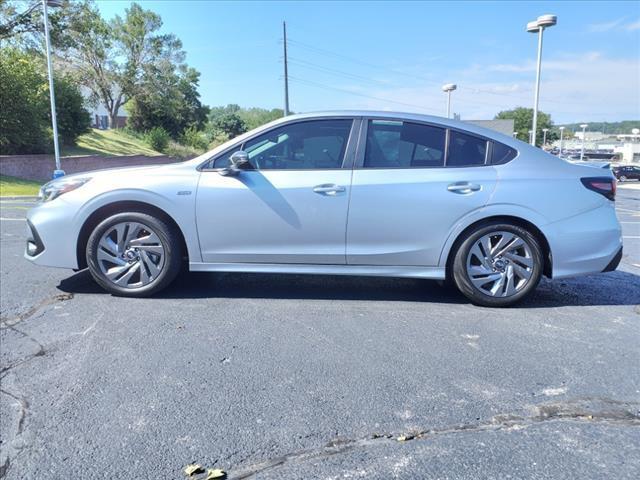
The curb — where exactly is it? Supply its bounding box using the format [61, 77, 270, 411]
[0, 195, 39, 201]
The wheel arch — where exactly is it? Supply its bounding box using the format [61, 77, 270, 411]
[444, 215, 553, 280]
[76, 201, 189, 270]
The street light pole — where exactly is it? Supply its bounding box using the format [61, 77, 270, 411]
[282, 21, 290, 116]
[579, 124, 588, 161]
[559, 126, 565, 155]
[542, 128, 548, 146]
[41, 0, 63, 178]
[441, 84, 457, 118]
[527, 14, 557, 147]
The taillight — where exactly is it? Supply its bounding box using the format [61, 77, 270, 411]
[580, 177, 616, 201]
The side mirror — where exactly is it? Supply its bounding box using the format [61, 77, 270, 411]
[220, 150, 249, 176]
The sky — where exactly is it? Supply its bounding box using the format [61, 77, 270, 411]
[95, 0, 640, 123]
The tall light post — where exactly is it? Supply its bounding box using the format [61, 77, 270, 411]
[559, 126, 565, 155]
[528, 130, 534, 144]
[542, 128, 549, 146]
[442, 83, 457, 118]
[526, 14, 557, 147]
[579, 124, 588, 160]
[41, 0, 64, 178]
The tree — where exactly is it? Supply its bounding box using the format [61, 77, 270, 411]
[0, 48, 91, 153]
[495, 107, 558, 145]
[126, 65, 208, 137]
[211, 112, 247, 138]
[54, 75, 92, 145]
[0, 48, 50, 154]
[61, 1, 186, 128]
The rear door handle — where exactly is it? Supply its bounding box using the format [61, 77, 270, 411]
[313, 184, 346, 196]
[447, 182, 481, 194]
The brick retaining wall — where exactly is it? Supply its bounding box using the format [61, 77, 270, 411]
[0, 154, 187, 182]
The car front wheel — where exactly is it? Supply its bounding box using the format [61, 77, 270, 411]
[619, 175, 627, 182]
[452, 223, 543, 307]
[86, 212, 182, 297]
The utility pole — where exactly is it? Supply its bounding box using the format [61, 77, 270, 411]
[282, 21, 290, 116]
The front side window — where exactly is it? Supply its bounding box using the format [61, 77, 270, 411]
[364, 120, 446, 168]
[233, 119, 353, 170]
[447, 130, 487, 167]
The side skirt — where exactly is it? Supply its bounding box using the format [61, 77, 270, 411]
[189, 262, 446, 280]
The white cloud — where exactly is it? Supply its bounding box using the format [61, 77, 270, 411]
[588, 18, 626, 32]
[588, 17, 640, 32]
[331, 52, 640, 123]
[626, 19, 640, 31]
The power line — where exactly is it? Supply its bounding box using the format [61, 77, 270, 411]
[287, 76, 442, 114]
[287, 37, 606, 109]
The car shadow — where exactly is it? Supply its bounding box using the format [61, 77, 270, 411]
[57, 269, 640, 308]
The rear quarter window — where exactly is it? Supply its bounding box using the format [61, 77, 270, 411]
[490, 141, 518, 165]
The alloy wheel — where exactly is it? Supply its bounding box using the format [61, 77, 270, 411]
[96, 222, 165, 288]
[466, 231, 535, 298]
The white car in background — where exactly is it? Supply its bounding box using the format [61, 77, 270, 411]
[25, 111, 622, 307]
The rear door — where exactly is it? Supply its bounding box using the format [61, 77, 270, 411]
[346, 118, 498, 266]
[196, 118, 358, 264]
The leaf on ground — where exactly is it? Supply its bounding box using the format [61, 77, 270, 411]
[397, 434, 414, 442]
[184, 464, 204, 476]
[206, 468, 227, 479]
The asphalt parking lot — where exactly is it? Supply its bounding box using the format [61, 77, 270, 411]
[1, 185, 639, 479]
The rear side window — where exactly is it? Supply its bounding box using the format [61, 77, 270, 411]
[364, 120, 446, 168]
[490, 141, 518, 165]
[447, 130, 487, 167]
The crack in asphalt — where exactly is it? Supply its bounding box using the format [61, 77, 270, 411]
[0, 293, 74, 329]
[0, 326, 46, 378]
[227, 398, 640, 479]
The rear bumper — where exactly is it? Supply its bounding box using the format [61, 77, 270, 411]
[602, 246, 622, 272]
[543, 203, 623, 279]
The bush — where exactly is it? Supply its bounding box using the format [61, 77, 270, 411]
[164, 141, 201, 160]
[144, 127, 170, 152]
[0, 49, 92, 154]
[181, 126, 208, 151]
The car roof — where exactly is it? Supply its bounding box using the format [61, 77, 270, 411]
[280, 110, 524, 149]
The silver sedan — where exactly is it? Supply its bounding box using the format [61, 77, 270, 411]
[25, 111, 622, 307]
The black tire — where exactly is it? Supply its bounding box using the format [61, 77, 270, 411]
[619, 175, 627, 182]
[451, 222, 543, 307]
[86, 212, 182, 297]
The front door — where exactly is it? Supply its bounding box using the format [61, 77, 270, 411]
[196, 118, 357, 264]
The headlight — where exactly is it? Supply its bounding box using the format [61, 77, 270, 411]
[39, 177, 91, 202]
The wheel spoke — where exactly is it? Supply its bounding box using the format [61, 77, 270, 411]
[503, 266, 517, 296]
[510, 262, 532, 280]
[491, 232, 514, 256]
[114, 262, 140, 286]
[97, 248, 125, 266]
[124, 222, 143, 247]
[470, 243, 492, 270]
[128, 232, 161, 247]
[470, 272, 502, 289]
[505, 252, 533, 268]
[140, 250, 161, 279]
[489, 273, 506, 296]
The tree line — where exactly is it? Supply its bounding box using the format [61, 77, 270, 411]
[0, 1, 283, 156]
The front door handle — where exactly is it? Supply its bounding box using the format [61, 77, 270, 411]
[447, 182, 481, 194]
[313, 184, 346, 196]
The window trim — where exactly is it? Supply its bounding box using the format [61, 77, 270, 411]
[354, 116, 514, 170]
[198, 117, 361, 172]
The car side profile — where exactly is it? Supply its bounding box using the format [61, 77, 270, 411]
[612, 165, 640, 182]
[25, 111, 622, 307]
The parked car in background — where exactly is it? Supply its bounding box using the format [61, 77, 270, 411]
[25, 111, 622, 307]
[612, 165, 640, 181]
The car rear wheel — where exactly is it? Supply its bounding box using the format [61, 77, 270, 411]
[86, 212, 182, 297]
[452, 223, 543, 307]
[619, 175, 627, 182]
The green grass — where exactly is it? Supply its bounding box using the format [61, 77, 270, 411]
[61, 128, 162, 157]
[0, 175, 41, 196]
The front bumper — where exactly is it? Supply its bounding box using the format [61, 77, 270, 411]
[24, 200, 80, 269]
